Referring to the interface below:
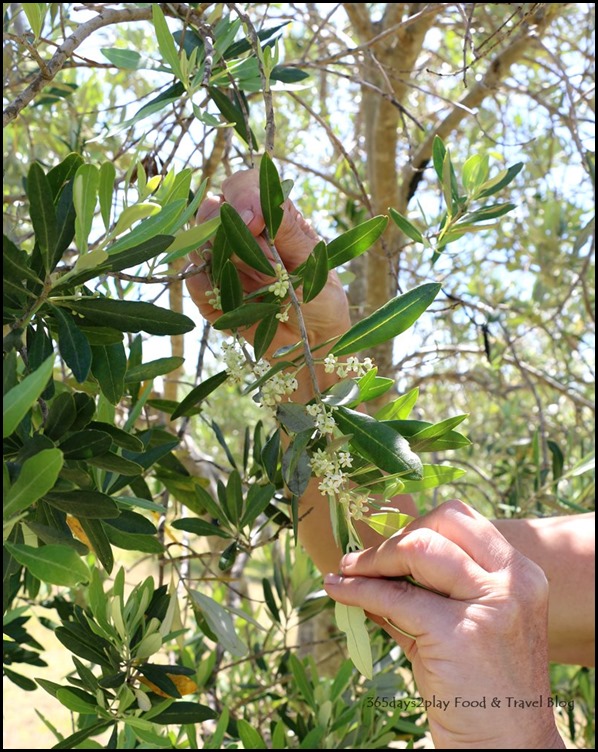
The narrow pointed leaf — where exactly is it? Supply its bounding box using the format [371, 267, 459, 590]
[171, 518, 231, 538]
[51, 722, 113, 750]
[91, 342, 127, 404]
[220, 260, 244, 312]
[478, 162, 523, 198]
[152, 4, 183, 80]
[69, 298, 195, 335]
[106, 199, 186, 254]
[99, 162, 116, 229]
[213, 302, 279, 330]
[149, 701, 217, 725]
[375, 388, 419, 420]
[400, 464, 466, 492]
[253, 314, 279, 361]
[302, 241, 329, 303]
[125, 356, 184, 383]
[220, 203, 275, 276]
[160, 217, 221, 263]
[52, 306, 92, 383]
[5, 542, 90, 587]
[335, 407, 423, 479]
[27, 163, 57, 273]
[170, 370, 229, 420]
[326, 216, 388, 269]
[191, 590, 247, 657]
[389, 208, 424, 243]
[3, 354, 55, 438]
[259, 153, 285, 239]
[335, 602, 372, 679]
[44, 392, 77, 439]
[45, 490, 120, 518]
[210, 225, 233, 285]
[5, 449, 64, 518]
[79, 517, 115, 572]
[59, 429, 112, 458]
[73, 164, 100, 253]
[331, 283, 440, 357]
[432, 135, 446, 182]
[362, 510, 414, 538]
[207, 86, 257, 149]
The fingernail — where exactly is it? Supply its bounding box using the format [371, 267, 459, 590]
[240, 209, 254, 225]
[341, 552, 357, 570]
[324, 573, 342, 585]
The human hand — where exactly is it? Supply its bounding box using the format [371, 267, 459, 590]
[186, 170, 351, 398]
[324, 500, 565, 749]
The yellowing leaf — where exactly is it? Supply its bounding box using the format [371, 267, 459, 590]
[66, 515, 94, 551]
[362, 510, 414, 538]
[139, 674, 199, 698]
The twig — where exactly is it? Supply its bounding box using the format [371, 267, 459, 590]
[226, 2, 276, 154]
[107, 262, 207, 285]
[263, 229, 321, 399]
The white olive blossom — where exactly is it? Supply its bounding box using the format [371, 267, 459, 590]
[268, 263, 290, 298]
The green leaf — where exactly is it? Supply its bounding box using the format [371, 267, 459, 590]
[334, 407, 423, 479]
[91, 343, 127, 405]
[125, 357, 184, 383]
[104, 526, 163, 554]
[4, 667, 37, 691]
[105, 235, 174, 273]
[432, 135, 446, 183]
[191, 590, 248, 657]
[69, 298, 195, 335]
[5, 449, 64, 518]
[100, 47, 141, 69]
[240, 482, 275, 528]
[354, 370, 393, 403]
[362, 510, 414, 538]
[326, 216, 388, 269]
[276, 403, 315, 433]
[22, 3, 45, 38]
[5, 542, 90, 587]
[383, 419, 471, 452]
[160, 217, 221, 264]
[4, 235, 42, 288]
[87, 452, 143, 475]
[170, 370, 229, 420]
[288, 654, 315, 707]
[302, 241, 329, 303]
[56, 687, 97, 714]
[149, 701, 217, 725]
[27, 162, 57, 273]
[152, 4, 183, 80]
[220, 203, 276, 276]
[460, 202, 516, 223]
[47, 152, 84, 198]
[409, 414, 468, 442]
[44, 392, 77, 440]
[86, 423, 143, 452]
[461, 154, 489, 193]
[171, 518, 231, 538]
[224, 469, 243, 525]
[259, 153, 285, 239]
[77, 518, 113, 572]
[335, 602, 372, 679]
[106, 199, 186, 254]
[59, 429, 112, 458]
[477, 162, 523, 198]
[271, 64, 310, 83]
[331, 283, 440, 357]
[138, 665, 181, 699]
[3, 354, 55, 438]
[52, 306, 92, 383]
[213, 302, 280, 331]
[282, 429, 312, 496]
[237, 719, 267, 749]
[220, 260, 244, 312]
[207, 86, 257, 149]
[253, 314, 278, 361]
[51, 722, 114, 750]
[112, 202, 161, 237]
[98, 162, 116, 230]
[374, 387, 419, 420]
[388, 208, 424, 243]
[73, 164, 100, 254]
[44, 490, 120, 518]
[400, 464, 465, 492]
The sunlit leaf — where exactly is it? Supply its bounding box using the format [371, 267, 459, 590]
[331, 283, 440, 357]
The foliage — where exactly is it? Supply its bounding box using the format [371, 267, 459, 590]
[3, 2, 594, 749]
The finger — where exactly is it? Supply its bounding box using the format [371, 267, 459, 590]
[340, 526, 487, 600]
[324, 573, 462, 640]
[394, 499, 516, 572]
[196, 193, 223, 224]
